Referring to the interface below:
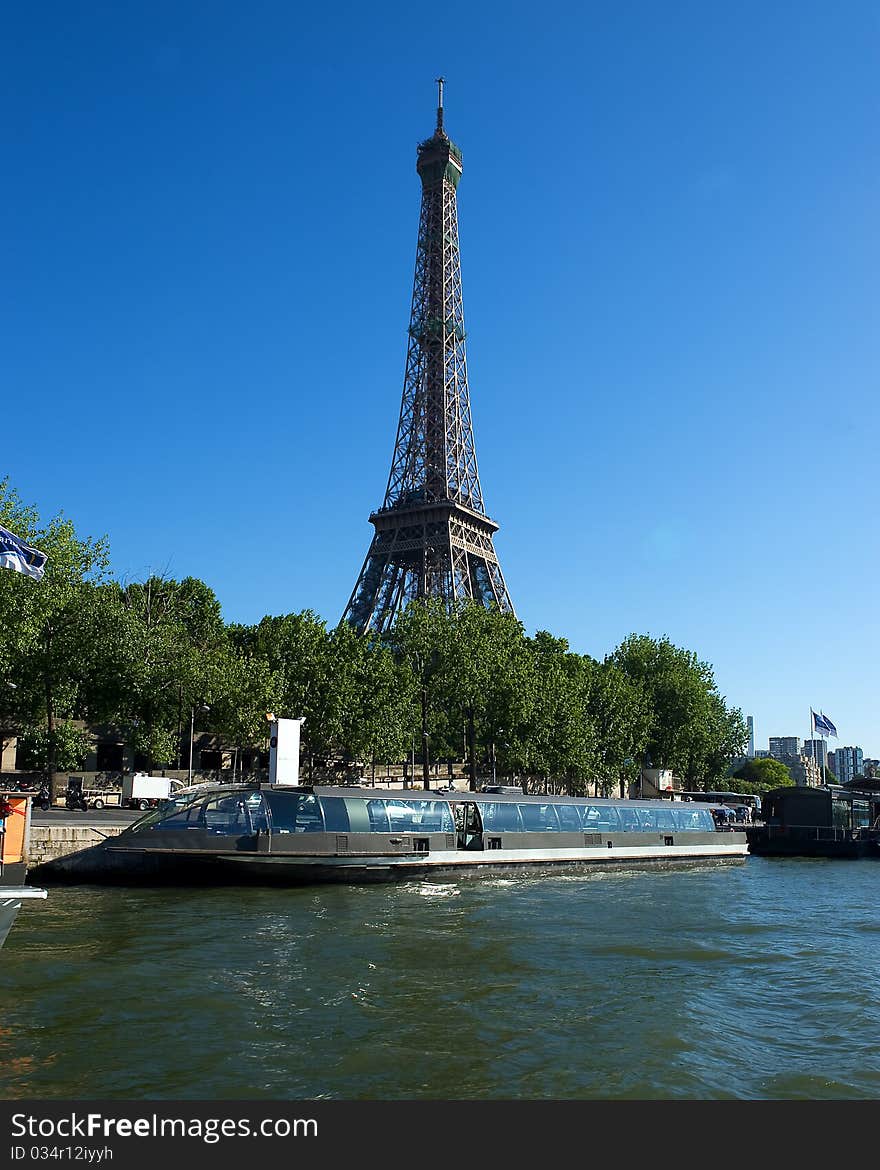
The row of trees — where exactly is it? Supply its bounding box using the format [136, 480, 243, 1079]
[0, 479, 752, 794]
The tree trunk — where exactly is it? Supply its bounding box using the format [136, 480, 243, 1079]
[46, 676, 58, 798]
[421, 684, 430, 790]
[467, 707, 477, 791]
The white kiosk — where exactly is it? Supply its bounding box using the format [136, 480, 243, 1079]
[267, 717, 304, 787]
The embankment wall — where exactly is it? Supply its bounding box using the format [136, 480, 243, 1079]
[27, 825, 127, 868]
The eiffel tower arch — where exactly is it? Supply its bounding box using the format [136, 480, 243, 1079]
[343, 81, 515, 635]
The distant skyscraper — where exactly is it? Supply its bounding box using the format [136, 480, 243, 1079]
[746, 716, 755, 759]
[769, 736, 800, 760]
[831, 746, 864, 786]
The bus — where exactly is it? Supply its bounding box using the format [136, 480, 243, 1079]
[677, 791, 760, 824]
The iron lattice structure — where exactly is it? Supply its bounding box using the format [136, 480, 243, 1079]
[344, 82, 515, 634]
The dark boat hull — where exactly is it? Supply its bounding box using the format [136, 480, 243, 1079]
[746, 827, 878, 859]
[34, 838, 748, 885]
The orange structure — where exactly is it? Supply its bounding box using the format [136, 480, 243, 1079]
[0, 790, 32, 881]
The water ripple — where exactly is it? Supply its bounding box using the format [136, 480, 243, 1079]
[3, 860, 880, 1098]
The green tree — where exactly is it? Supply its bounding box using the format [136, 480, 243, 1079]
[731, 756, 793, 793]
[586, 660, 650, 797]
[240, 611, 338, 771]
[0, 480, 110, 791]
[326, 621, 413, 772]
[15, 722, 92, 774]
[203, 642, 280, 778]
[518, 633, 593, 791]
[435, 603, 532, 790]
[385, 600, 453, 788]
[106, 576, 227, 770]
[609, 634, 747, 787]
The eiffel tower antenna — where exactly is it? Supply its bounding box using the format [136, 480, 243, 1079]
[343, 81, 515, 635]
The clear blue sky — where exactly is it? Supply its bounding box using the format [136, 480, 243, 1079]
[4, 2, 878, 756]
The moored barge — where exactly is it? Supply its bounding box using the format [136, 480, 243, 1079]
[33, 785, 748, 884]
[746, 785, 880, 859]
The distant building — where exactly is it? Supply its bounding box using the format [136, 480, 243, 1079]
[863, 759, 880, 779]
[755, 749, 770, 759]
[770, 736, 800, 760]
[780, 753, 822, 787]
[831, 746, 865, 786]
[803, 739, 828, 770]
[746, 716, 755, 759]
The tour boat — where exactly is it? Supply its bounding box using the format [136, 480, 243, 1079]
[32, 785, 748, 884]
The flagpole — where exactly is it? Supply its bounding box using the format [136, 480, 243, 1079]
[809, 708, 816, 787]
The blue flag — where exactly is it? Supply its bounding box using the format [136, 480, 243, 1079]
[820, 712, 838, 739]
[0, 524, 48, 581]
[811, 709, 838, 738]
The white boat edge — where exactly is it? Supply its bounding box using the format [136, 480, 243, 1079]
[0, 887, 48, 951]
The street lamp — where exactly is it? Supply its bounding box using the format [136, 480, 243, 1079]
[491, 728, 506, 787]
[188, 703, 210, 784]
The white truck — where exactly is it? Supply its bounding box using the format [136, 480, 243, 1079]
[121, 773, 182, 810]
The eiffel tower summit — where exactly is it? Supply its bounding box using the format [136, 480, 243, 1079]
[343, 80, 515, 634]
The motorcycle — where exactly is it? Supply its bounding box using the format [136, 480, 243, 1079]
[34, 784, 52, 811]
[64, 780, 88, 812]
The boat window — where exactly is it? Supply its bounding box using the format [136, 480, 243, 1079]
[853, 800, 871, 829]
[150, 800, 207, 830]
[479, 801, 524, 832]
[465, 803, 483, 835]
[583, 805, 621, 831]
[383, 800, 454, 833]
[244, 792, 269, 833]
[319, 796, 350, 832]
[556, 804, 583, 831]
[618, 807, 642, 832]
[831, 798, 850, 829]
[125, 807, 169, 831]
[366, 799, 390, 832]
[424, 801, 455, 832]
[635, 808, 658, 831]
[517, 803, 561, 831]
[671, 807, 714, 831]
[202, 794, 255, 835]
[342, 798, 371, 833]
[264, 791, 325, 834]
[655, 808, 676, 831]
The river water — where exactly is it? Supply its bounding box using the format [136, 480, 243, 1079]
[2, 857, 879, 1100]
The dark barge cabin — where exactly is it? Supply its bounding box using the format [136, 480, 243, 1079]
[746, 785, 880, 858]
[36, 785, 749, 884]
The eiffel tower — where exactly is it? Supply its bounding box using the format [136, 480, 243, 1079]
[343, 80, 515, 634]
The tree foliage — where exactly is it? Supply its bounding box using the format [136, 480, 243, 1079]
[0, 482, 751, 791]
[608, 634, 748, 788]
[731, 756, 793, 793]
